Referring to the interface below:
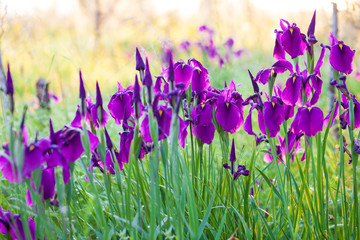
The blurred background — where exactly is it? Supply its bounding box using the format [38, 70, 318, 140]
[0, 0, 359, 120]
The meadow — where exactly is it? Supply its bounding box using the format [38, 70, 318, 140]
[0, 9, 360, 240]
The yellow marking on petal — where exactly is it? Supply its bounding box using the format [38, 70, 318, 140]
[293, 76, 296, 83]
[226, 102, 229, 108]
[159, 110, 163, 116]
[120, 95, 123, 99]
[182, 63, 185, 69]
[29, 145, 35, 151]
[308, 107, 312, 111]
[201, 103, 205, 109]
[272, 102, 275, 107]
[354, 103, 356, 108]
[339, 43, 343, 50]
[289, 28, 293, 34]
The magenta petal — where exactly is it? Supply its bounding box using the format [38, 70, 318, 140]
[243, 108, 255, 136]
[39, 167, 55, 200]
[119, 130, 133, 164]
[178, 117, 188, 148]
[281, 75, 302, 106]
[22, 144, 44, 177]
[108, 93, 133, 125]
[174, 61, 194, 91]
[195, 124, 215, 144]
[216, 101, 243, 134]
[294, 107, 324, 137]
[346, 100, 360, 129]
[281, 25, 307, 58]
[140, 115, 152, 143]
[91, 106, 109, 129]
[263, 100, 285, 137]
[329, 41, 355, 74]
[273, 32, 286, 60]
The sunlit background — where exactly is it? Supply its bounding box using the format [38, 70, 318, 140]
[0, 0, 358, 116]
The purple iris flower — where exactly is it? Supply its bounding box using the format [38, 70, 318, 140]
[26, 167, 56, 206]
[0, 207, 36, 240]
[345, 97, 360, 129]
[174, 60, 194, 91]
[260, 97, 285, 138]
[140, 103, 188, 148]
[71, 94, 94, 128]
[276, 19, 307, 59]
[307, 10, 317, 45]
[215, 80, 244, 134]
[222, 139, 249, 179]
[108, 82, 134, 125]
[290, 106, 324, 137]
[46, 120, 99, 183]
[273, 32, 286, 60]
[136, 47, 145, 72]
[328, 33, 355, 74]
[90, 82, 109, 129]
[6, 63, 14, 114]
[188, 58, 210, 92]
[281, 75, 302, 106]
[263, 131, 302, 164]
[191, 101, 215, 144]
[179, 41, 191, 51]
[0, 140, 45, 183]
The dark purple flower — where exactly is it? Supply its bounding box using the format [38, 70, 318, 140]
[273, 32, 286, 60]
[329, 33, 355, 74]
[136, 47, 145, 71]
[233, 165, 249, 180]
[272, 60, 294, 74]
[108, 83, 133, 125]
[229, 138, 236, 174]
[345, 98, 360, 129]
[188, 58, 210, 92]
[79, 70, 86, 100]
[354, 138, 360, 154]
[191, 102, 215, 144]
[179, 41, 191, 51]
[6, 63, 14, 114]
[224, 38, 234, 48]
[26, 167, 56, 206]
[0, 140, 45, 183]
[307, 10, 317, 45]
[143, 58, 153, 87]
[174, 60, 194, 91]
[215, 80, 244, 134]
[261, 97, 285, 137]
[290, 106, 324, 137]
[277, 19, 307, 59]
[281, 75, 302, 106]
[91, 82, 109, 129]
[0, 208, 36, 240]
[254, 69, 271, 85]
[133, 75, 141, 119]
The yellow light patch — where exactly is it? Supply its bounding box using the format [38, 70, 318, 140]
[289, 28, 293, 34]
[339, 43, 343, 50]
[272, 102, 275, 107]
[159, 110, 163, 116]
[226, 102, 229, 108]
